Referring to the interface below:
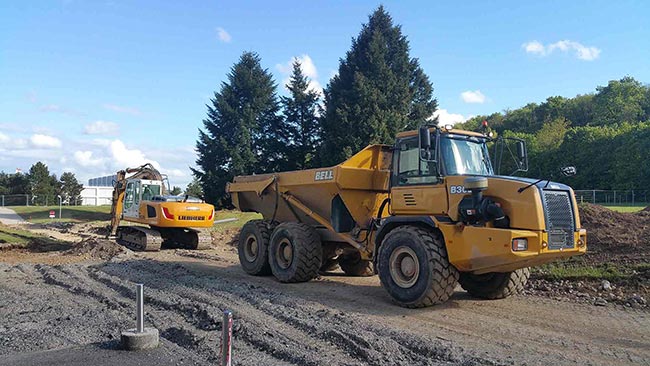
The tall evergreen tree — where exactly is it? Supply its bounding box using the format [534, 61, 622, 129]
[321, 6, 437, 165]
[281, 60, 322, 170]
[28, 162, 58, 205]
[193, 52, 283, 207]
[58, 172, 83, 205]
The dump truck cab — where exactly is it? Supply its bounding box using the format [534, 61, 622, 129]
[381, 126, 586, 274]
[227, 125, 586, 308]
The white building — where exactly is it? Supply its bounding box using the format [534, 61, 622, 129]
[80, 175, 116, 205]
[80, 186, 113, 206]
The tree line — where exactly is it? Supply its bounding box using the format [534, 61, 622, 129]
[194, 6, 649, 207]
[194, 6, 438, 207]
[0, 162, 83, 205]
[457, 76, 650, 191]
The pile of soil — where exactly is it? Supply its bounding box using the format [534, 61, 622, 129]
[65, 238, 128, 260]
[211, 228, 239, 247]
[578, 203, 650, 255]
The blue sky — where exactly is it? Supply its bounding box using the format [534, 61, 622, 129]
[1, 0, 648, 188]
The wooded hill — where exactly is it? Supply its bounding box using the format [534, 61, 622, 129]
[457, 76, 650, 190]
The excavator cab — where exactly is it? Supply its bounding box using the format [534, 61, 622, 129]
[123, 179, 162, 219]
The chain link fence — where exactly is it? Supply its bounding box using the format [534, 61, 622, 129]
[0, 194, 82, 207]
[574, 190, 650, 206]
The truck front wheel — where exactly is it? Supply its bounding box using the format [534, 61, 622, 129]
[378, 226, 458, 308]
[238, 220, 275, 276]
[269, 223, 322, 283]
[459, 268, 530, 299]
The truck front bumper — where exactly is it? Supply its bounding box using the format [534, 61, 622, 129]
[439, 224, 587, 274]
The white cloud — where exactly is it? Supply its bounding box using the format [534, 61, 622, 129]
[109, 140, 160, 170]
[523, 40, 545, 55]
[522, 40, 601, 61]
[84, 120, 119, 135]
[276, 54, 323, 96]
[430, 109, 466, 126]
[0, 132, 9, 143]
[216, 27, 232, 43]
[460, 90, 486, 104]
[30, 134, 62, 149]
[73, 151, 103, 167]
[103, 103, 141, 116]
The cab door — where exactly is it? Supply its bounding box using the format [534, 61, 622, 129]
[122, 180, 141, 219]
[390, 136, 449, 216]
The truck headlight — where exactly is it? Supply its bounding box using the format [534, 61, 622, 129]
[512, 238, 528, 251]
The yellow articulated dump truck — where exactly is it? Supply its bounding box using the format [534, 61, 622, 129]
[227, 125, 586, 307]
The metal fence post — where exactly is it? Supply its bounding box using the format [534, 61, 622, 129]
[136, 284, 144, 333]
[1, 195, 3, 207]
[221, 310, 233, 366]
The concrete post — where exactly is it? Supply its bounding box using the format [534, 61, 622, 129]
[1, 195, 4, 207]
[121, 283, 159, 350]
[221, 310, 233, 366]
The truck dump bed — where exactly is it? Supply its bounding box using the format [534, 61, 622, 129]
[227, 145, 392, 244]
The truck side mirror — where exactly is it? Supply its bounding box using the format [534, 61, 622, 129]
[419, 126, 431, 150]
[516, 141, 526, 164]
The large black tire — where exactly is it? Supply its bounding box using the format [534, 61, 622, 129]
[378, 226, 458, 308]
[459, 268, 530, 299]
[238, 220, 275, 276]
[269, 222, 322, 283]
[339, 252, 374, 277]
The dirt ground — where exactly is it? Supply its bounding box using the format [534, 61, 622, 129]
[0, 219, 648, 366]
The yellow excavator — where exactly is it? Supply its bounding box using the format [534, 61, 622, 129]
[107, 164, 215, 251]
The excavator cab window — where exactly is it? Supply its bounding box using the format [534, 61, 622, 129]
[141, 184, 160, 201]
[124, 182, 135, 209]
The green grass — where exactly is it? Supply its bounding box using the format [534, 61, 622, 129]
[10, 205, 111, 223]
[212, 210, 262, 231]
[9, 205, 260, 228]
[602, 204, 647, 213]
[0, 225, 44, 244]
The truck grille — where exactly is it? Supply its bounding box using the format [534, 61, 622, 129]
[542, 190, 575, 250]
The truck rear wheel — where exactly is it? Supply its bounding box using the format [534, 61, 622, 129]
[238, 220, 275, 276]
[378, 226, 458, 308]
[269, 222, 322, 283]
[339, 252, 374, 277]
[459, 268, 530, 299]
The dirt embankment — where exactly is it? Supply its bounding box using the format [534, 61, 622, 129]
[527, 204, 649, 308]
[579, 204, 650, 261]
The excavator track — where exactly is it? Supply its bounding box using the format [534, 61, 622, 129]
[160, 228, 212, 250]
[116, 226, 163, 252]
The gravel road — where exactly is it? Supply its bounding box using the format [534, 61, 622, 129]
[1, 241, 649, 366]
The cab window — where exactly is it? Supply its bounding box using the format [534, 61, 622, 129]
[141, 184, 160, 201]
[395, 137, 438, 185]
[124, 182, 135, 209]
